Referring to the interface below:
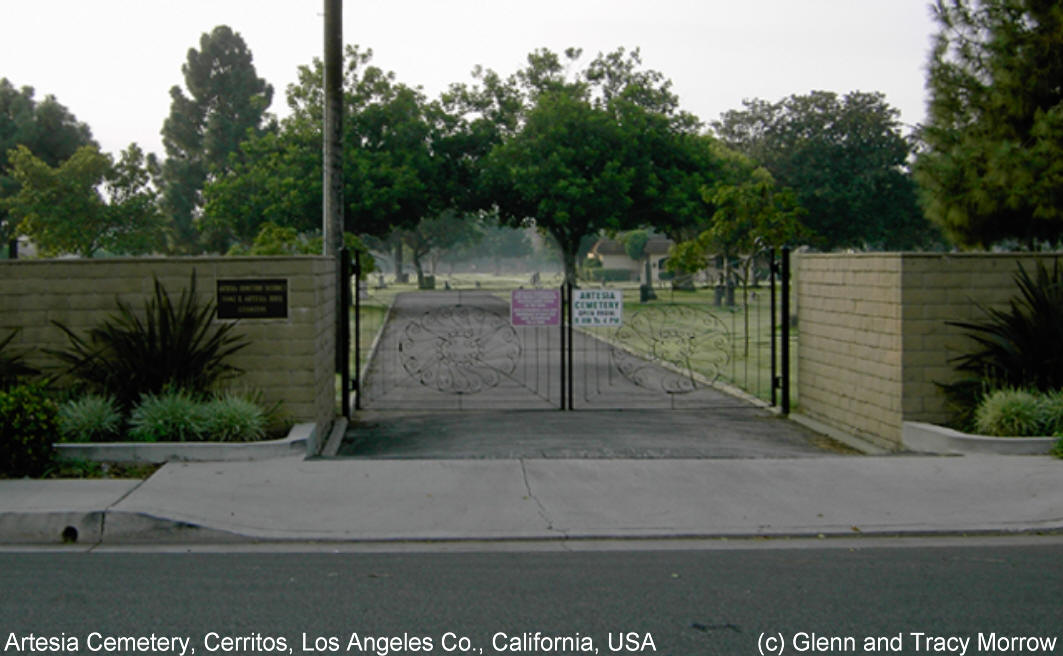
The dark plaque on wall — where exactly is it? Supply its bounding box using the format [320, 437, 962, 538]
[216, 279, 288, 319]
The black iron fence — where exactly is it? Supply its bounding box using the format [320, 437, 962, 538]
[341, 247, 792, 417]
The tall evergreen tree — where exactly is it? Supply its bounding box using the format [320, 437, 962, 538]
[0, 78, 95, 257]
[915, 0, 1063, 248]
[160, 25, 273, 253]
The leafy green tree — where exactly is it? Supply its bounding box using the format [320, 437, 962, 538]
[6, 144, 164, 257]
[402, 211, 483, 286]
[204, 46, 457, 252]
[715, 91, 937, 250]
[667, 166, 805, 277]
[228, 221, 375, 274]
[914, 0, 1063, 248]
[485, 87, 633, 284]
[203, 122, 320, 244]
[479, 48, 711, 284]
[0, 78, 95, 257]
[476, 221, 534, 274]
[160, 25, 273, 253]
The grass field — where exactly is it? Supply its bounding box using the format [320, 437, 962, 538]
[347, 274, 797, 406]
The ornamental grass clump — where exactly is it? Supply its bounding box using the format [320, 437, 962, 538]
[58, 394, 122, 443]
[1039, 390, 1063, 436]
[201, 393, 267, 442]
[973, 388, 1046, 437]
[128, 389, 206, 442]
[972, 387, 1063, 438]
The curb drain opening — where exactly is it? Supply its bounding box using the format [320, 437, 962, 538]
[61, 526, 78, 544]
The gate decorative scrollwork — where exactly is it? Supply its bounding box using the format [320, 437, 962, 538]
[610, 305, 730, 394]
[398, 305, 522, 394]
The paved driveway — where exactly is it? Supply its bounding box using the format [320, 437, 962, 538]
[338, 407, 845, 459]
[344, 291, 844, 459]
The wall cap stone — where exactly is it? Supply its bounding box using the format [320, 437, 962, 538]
[0, 256, 333, 266]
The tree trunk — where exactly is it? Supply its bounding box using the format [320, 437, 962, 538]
[561, 247, 578, 288]
[393, 240, 403, 276]
[412, 250, 426, 288]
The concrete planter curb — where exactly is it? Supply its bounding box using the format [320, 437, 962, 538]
[902, 421, 1057, 456]
[53, 423, 316, 464]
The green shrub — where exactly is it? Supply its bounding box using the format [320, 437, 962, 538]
[587, 268, 637, 282]
[128, 389, 206, 442]
[1041, 390, 1063, 436]
[57, 394, 122, 443]
[943, 259, 1063, 428]
[0, 384, 58, 477]
[974, 388, 1048, 437]
[48, 271, 249, 411]
[201, 393, 267, 442]
[0, 329, 40, 391]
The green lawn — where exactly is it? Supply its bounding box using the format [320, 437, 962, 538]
[581, 285, 797, 405]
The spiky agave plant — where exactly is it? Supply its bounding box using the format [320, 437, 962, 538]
[0, 329, 40, 391]
[943, 259, 1063, 427]
[49, 271, 249, 411]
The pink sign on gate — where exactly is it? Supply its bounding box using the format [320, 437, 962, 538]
[511, 289, 561, 327]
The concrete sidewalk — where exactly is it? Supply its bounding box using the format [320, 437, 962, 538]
[2, 454, 1061, 545]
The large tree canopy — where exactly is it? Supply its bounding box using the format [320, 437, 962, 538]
[0, 78, 95, 256]
[204, 46, 460, 250]
[161, 25, 273, 253]
[715, 90, 937, 250]
[477, 48, 723, 283]
[914, 0, 1063, 248]
[6, 143, 164, 257]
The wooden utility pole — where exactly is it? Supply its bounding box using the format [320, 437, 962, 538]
[323, 0, 343, 255]
[323, 0, 347, 406]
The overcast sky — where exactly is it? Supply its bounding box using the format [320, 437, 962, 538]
[1, 0, 938, 158]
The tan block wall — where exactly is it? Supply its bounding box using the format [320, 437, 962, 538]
[797, 252, 1060, 449]
[796, 254, 904, 450]
[899, 253, 1057, 427]
[0, 257, 337, 450]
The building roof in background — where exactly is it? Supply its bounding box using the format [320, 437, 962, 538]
[592, 237, 674, 257]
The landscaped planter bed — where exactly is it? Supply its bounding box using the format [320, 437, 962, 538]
[902, 421, 1056, 456]
[54, 423, 316, 464]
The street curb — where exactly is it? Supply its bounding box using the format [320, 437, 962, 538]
[7, 514, 1063, 547]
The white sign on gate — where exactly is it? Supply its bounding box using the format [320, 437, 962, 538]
[572, 289, 623, 326]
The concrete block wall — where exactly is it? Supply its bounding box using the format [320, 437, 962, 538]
[797, 252, 1059, 449]
[796, 254, 904, 450]
[899, 254, 1056, 428]
[0, 257, 337, 451]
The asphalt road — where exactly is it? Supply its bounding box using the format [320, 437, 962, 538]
[2, 538, 1061, 655]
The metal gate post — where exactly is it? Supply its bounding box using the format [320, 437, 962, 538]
[770, 248, 778, 408]
[780, 246, 791, 416]
[339, 247, 352, 419]
[559, 284, 567, 410]
[353, 250, 362, 411]
[567, 281, 574, 411]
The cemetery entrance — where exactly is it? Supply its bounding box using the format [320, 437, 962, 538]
[347, 249, 791, 415]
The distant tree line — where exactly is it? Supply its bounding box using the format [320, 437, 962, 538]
[2, 2, 1060, 269]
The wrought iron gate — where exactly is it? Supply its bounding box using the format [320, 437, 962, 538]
[344, 247, 791, 415]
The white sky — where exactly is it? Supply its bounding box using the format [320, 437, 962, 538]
[1, 0, 937, 158]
